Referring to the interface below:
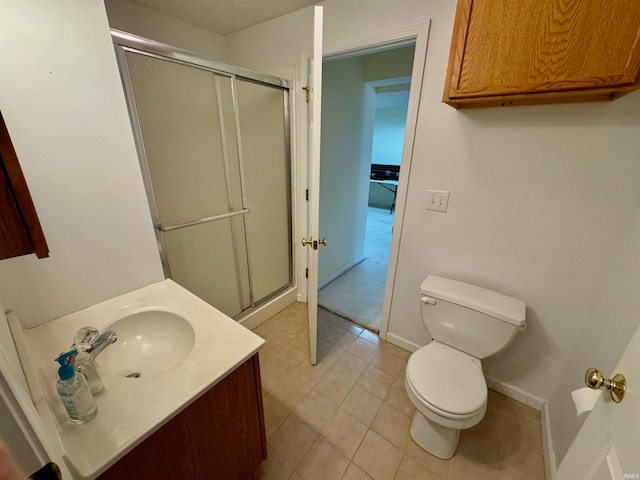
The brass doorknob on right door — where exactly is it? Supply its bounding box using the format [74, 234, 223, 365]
[301, 237, 313, 247]
[318, 237, 328, 246]
[584, 368, 626, 403]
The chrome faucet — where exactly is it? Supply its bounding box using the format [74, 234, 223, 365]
[86, 330, 118, 361]
[71, 327, 117, 364]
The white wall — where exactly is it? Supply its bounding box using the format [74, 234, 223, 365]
[319, 57, 374, 283]
[319, 0, 640, 464]
[104, 0, 228, 60]
[370, 107, 408, 166]
[0, 0, 164, 327]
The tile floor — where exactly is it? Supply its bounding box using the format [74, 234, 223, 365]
[253, 303, 545, 480]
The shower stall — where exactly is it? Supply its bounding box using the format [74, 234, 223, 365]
[112, 31, 293, 319]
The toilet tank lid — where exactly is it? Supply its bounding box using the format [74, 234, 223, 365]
[421, 276, 526, 327]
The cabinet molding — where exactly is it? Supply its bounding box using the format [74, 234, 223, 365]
[443, 0, 640, 108]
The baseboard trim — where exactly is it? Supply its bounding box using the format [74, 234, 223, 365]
[384, 332, 421, 353]
[237, 287, 297, 330]
[318, 256, 365, 289]
[484, 375, 547, 411]
[541, 402, 556, 480]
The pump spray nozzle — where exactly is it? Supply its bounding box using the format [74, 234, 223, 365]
[54, 350, 78, 381]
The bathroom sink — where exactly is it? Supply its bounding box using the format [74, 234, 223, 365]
[96, 309, 195, 378]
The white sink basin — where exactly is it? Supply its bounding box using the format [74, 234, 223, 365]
[96, 309, 195, 378]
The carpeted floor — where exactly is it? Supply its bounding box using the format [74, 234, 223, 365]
[318, 207, 393, 332]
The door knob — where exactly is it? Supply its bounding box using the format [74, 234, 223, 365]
[585, 368, 626, 403]
[301, 237, 313, 247]
[318, 237, 328, 246]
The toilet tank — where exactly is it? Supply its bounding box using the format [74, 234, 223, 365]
[420, 276, 526, 359]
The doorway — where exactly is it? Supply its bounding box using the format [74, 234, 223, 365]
[317, 45, 415, 334]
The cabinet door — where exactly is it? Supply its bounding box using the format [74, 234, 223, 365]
[443, 0, 640, 108]
[0, 112, 48, 259]
[99, 354, 266, 480]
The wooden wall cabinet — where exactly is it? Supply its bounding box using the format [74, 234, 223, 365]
[0, 112, 49, 259]
[443, 0, 640, 108]
[99, 354, 267, 480]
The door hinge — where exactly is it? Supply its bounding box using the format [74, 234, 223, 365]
[303, 86, 310, 103]
[305, 268, 308, 278]
[306, 189, 309, 201]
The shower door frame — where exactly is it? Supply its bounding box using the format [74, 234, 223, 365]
[112, 30, 295, 318]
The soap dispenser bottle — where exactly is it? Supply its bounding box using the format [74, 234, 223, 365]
[54, 350, 97, 424]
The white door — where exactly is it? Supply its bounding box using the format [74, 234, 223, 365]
[305, 6, 323, 365]
[556, 322, 640, 479]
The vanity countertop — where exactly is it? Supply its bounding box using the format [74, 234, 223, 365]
[10, 279, 265, 479]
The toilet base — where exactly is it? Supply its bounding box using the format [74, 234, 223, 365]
[409, 410, 459, 460]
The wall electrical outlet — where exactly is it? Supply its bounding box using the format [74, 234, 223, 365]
[426, 190, 450, 212]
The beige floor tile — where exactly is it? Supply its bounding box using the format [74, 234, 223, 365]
[269, 415, 318, 467]
[263, 394, 291, 439]
[261, 362, 290, 392]
[384, 376, 415, 416]
[321, 408, 368, 459]
[459, 421, 503, 467]
[314, 369, 355, 405]
[353, 430, 403, 480]
[324, 328, 360, 349]
[405, 438, 451, 479]
[341, 384, 383, 426]
[317, 339, 345, 367]
[356, 365, 394, 399]
[332, 316, 365, 336]
[295, 389, 338, 432]
[295, 437, 350, 480]
[255, 445, 293, 480]
[270, 375, 312, 411]
[449, 448, 501, 480]
[358, 329, 380, 346]
[331, 351, 368, 382]
[290, 359, 329, 388]
[500, 439, 545, 480]
[288, 472, 304, 480]
[395, 454, 445, 480]
[274, 343, 307, 373]
[378, 340, 410, 360]
[371, 402, 411, 450]
[370, 351, 405, 377]
[502, 410, 543, 455]
[347, 337, 379, 363]
[290, 330, 311, 353]
[341, 462, 374, 480]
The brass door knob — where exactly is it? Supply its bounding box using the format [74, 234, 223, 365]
[301, 237, 313, 247]
[318, 237, 328, 246]
[585, 368, 626, 403]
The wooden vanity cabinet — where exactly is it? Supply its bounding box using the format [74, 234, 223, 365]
[443, 0, 640, 108]
[99, 354, 267, 480]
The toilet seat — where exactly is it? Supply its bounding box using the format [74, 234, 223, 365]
[406, 342, 487, 417]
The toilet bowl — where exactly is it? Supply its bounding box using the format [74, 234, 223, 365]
[405, 276, 526, 459]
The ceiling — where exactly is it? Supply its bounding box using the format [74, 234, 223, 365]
[134, 0, 322, 35]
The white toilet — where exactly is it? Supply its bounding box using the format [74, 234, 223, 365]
[405, 275, 526, 459]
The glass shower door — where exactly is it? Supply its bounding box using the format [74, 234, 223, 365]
[124, 51, 251, 317]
